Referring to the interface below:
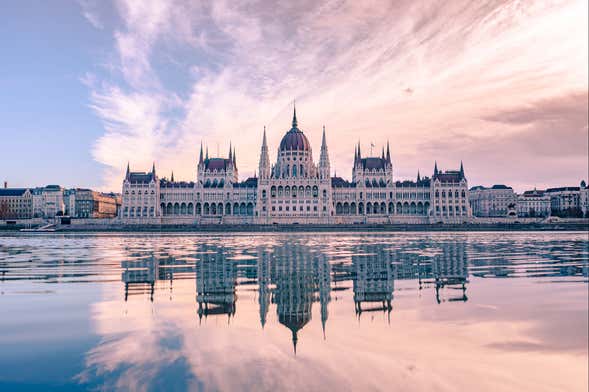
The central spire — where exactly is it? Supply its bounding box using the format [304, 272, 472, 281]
[292, 102, 298, 129]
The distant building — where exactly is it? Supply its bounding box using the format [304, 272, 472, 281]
[0, 187, 33, 219]
[546, 185, 583, 218]
[73, 189, 120, 218]
[469, 185, 517, 217]
[517, 189, 551, 217]
[120, 107, 471, 224]
[580, 181, 588, 218]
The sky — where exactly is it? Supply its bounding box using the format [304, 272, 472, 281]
[0, 0, 587, 193]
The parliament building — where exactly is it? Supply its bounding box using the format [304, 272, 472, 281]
[120, 108, 471, 224]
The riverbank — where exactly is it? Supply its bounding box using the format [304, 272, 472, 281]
[1, 222, 588, 233]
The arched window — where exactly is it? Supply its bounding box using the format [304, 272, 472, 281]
[217, 203, 223, 215]
[305, 186, 311, 196]
[262, 189, 267, 198]
[292, 165, 297, 177]
[247, 203, 254, 216]
[225, 203, 231, 215]
[211, 203, 217, 215]
[278, 186, 283, 197]
[203, 203, 209, 215]
[322, 189, 327, 198]
[285, 186, 290, 196]
[271, 186, 276, 197]
[233, 203, 239, 215]
[292, 186, 297, 197]
[300, 164, 304, 177]
[351, 202, 357, 214]
[180, 203, 187, 214]
[240, 203, 246, 215]
[196, 203, 201, 215]
[160, 203, 165, 215]
[188, 203, 194, 215]
[435, 190, 439, 198]
[299, 186, 304, 197]
[336, 202, 343, 215]
[313, 186, 318, 197]
[366, 202, 372, 214]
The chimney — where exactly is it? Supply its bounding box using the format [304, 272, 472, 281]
[3, 181, 6, 189]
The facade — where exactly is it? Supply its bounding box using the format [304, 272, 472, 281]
[546, 186, 583, 217]
[579, 181, 588, 218]
[120, 108, 471, 224]
[469, 185, 517, 217]
[73, 189, 120, 218]
[0, 188, 33, 219]
[517, 189, 551, 217]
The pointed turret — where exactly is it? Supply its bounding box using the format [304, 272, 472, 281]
[417, 170, 421, 182]
[354, 144, 358, 163]
[292, 103, 298, 128]
[319, 126, 330, 180]
[205, 146, 209, 160]
[386, 141, 391, 163]
[259, 126, 270, 179]
[460, 160, 464, 179]
[357, 142, 362, 160]
[381, 146, 385, 160]
[434, 161, 438, 176]
[171, 171, 174, 182]
[152, 162, 156, 176]
[228, 142, 232, 161]
[199, 142, 203, 164]
[125, 162, 130, 180]
[233, 147, 236, 167]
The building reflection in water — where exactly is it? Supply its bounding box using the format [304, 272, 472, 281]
[119, 238, 472, 351]
[351, 244, 394, 320]
[195, 244, 237, 322]
[431, 241, 469, 304]
[259, 243, 331, 353]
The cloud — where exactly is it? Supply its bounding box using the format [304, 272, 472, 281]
[82, 0, 588, 192]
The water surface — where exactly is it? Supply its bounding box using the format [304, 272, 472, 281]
[0, 232, 587, 391]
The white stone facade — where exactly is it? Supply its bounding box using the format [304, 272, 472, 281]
[120, 109, 472, 224]
[469, 185, 517, 217]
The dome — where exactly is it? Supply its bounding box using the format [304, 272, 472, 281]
[279, 107, 311, 152]
[279, 128, 311, 151]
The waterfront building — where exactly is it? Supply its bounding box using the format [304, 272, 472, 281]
[579, 181, 588, 218]
[73, 189, 120, 218]
[0, 187, 33, 219]
[517, 189, 551, 217]
[469, 184, 517, 217]
[546, 185, 583, 217]
[120, 107, 471, 224]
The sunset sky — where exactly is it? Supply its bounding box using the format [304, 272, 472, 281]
[1, 0, 587, 192]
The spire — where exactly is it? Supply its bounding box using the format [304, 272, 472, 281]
[357, 142, 362, 159]
[381, 146, 385, 160]
[292, 103, 298, 128]
[321, 126, 327, 147]
[228, 142, 232, 161]
[259, 126, 270, 179]
[205, 146, 209, 160]
[262, 126, 268, 148]
[417, 170, 421, 182]
[386, 140, 391, 163]
[171, 171, 174, 182]
[233, 147, 236, 167]
[434, 161, 438, 176]
[125, 162, 130, 180]
[199, 142, 203, 164]
[292, 330, 298, 355]
[354, 144, 358, 162]
[152, 162, 156, 176]
[460, 160, 464, 178]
